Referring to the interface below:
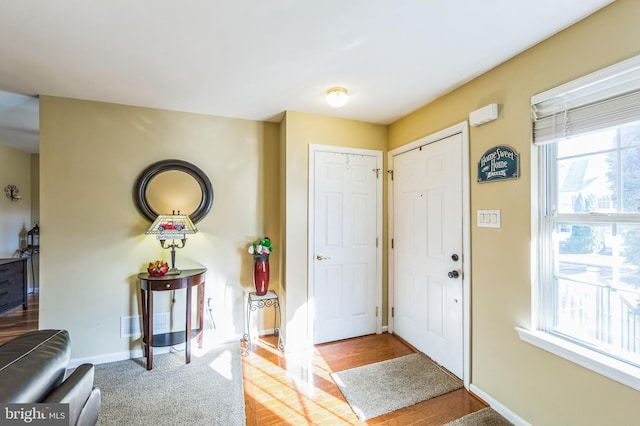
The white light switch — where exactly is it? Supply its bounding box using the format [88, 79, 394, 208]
[477, 210, 501, 228]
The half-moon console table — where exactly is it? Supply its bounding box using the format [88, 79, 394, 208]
[138, 268, 206, 370]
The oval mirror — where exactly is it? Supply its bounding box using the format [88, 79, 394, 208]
[134, 159, 213, 223]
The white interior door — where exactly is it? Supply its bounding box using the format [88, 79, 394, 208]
[392, 133, 464, 378]
[311, 147, 381, 344]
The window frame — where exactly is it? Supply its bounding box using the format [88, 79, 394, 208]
[520, 55, 640, 391]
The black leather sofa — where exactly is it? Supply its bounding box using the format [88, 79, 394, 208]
[0, 329, 101, 425]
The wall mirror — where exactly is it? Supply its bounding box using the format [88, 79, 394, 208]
[134, 159, 214, 223]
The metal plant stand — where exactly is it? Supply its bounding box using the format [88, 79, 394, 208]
[243, 290, 284, 355]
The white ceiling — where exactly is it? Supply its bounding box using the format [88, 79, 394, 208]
[0, 0, 615, 154]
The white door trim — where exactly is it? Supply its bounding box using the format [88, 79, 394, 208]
[387, 121, 471, 388]
[308, 144, 384, 346]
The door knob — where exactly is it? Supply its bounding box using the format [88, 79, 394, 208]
[316, 254, 331, 260]
[448, 270, 459, 279]
[451, 254, 459, 261]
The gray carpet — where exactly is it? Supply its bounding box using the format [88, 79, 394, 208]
[331, 353, 462, 420]
[443, 407, 513, 425]
[93, 341, 245, 426]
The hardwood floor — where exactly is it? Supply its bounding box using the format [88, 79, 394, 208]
[0, 298, 486, 424]
[0, 292, 38, 345]
[243, 333, 486, 425]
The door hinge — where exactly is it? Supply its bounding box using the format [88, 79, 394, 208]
[391, 238, 394, 249]
[387, 170, 394, 180]
[392, 307, 394, 318]
[376, 237, 378, 248]
[376, 306, 379, 317]
[372, 168, 381, 178]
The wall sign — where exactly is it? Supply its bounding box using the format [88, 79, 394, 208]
[477, 145, 519, 183]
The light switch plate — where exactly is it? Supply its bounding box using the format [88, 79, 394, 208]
[477, 210, 501, 228]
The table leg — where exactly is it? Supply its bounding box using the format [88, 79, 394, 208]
[273, 301, 278, 336]
[197, 282, 205, 348]
[186, 282, 192, 364]
[275, 299, 284, 351]
[140, 288, 148, 357]
[243, 295, 251, 356]
[146, 290, 154, 370]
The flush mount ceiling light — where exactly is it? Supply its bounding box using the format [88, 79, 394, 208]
[326, 87, 349, 108]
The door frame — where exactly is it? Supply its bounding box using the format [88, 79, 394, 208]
[308, 144, 384, 345]
[387, 121, 471, 388]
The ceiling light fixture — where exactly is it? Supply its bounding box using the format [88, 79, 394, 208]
[326, 87, 349, 108]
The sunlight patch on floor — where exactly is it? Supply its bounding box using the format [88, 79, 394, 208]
[245, 339, 356, 424]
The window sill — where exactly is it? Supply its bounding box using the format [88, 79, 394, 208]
[515, 327, 640, 392]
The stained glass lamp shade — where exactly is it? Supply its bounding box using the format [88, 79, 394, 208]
[146, 212, 197, 274]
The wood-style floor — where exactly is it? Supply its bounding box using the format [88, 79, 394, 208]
[243, 333, 487, 425]
[0, 292, 39, 345]
[0, 295, 487, 424]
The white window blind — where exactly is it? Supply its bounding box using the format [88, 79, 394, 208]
[532, 54, 640, 144]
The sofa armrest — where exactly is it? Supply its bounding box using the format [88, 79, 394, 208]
[0, 329, 70, 402]
[75, 387, 100, 426]
[44, 364, 101, 426]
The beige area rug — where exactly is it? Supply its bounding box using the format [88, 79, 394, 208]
[330, 353, 462, 420]
[93, 341, 245, 426]
[443, 407, 514, 425]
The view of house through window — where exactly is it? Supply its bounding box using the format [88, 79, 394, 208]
[544, 122, 640, 366]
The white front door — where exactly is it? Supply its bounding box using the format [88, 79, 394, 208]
[392, 132, 464, 378]
[310, 146, 382, 344]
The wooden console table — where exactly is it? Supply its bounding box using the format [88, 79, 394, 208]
[138, 268, 206, 370]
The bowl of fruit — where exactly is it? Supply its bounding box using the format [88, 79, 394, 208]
[147, 260, 169, 276]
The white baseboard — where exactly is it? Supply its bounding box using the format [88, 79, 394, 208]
[69, 348, 147, 369]
[69, 332, 245, 369]
[251, 328, 276, 337]
[469, 384, 531, 426]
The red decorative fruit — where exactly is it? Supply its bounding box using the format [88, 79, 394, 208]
[148, 260, 169, 276]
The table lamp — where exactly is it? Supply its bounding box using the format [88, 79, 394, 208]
[146, 211, 197, 275]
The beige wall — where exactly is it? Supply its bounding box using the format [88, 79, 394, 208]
[389, 1, 639, 424]
[39, 96, 280, 359]
[0, 145, 31, 257]
[30, 154, 39, 225]
[37, 99, 387, 362]
[281, 111, 387, 351]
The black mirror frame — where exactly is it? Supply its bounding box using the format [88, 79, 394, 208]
[134, 159, 214, 224]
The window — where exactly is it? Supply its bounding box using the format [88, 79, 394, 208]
[523, 55, 640, 388]
[544, 126, 640, 364]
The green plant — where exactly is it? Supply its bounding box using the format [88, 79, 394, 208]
[248, 237, 274, 256]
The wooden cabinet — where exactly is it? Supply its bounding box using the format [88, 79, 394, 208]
[0, 258, 27, 315]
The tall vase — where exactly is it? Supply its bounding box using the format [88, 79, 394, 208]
[253, 254, 270, 296]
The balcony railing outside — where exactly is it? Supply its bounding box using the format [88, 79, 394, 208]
[554, 260, 640, 366]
